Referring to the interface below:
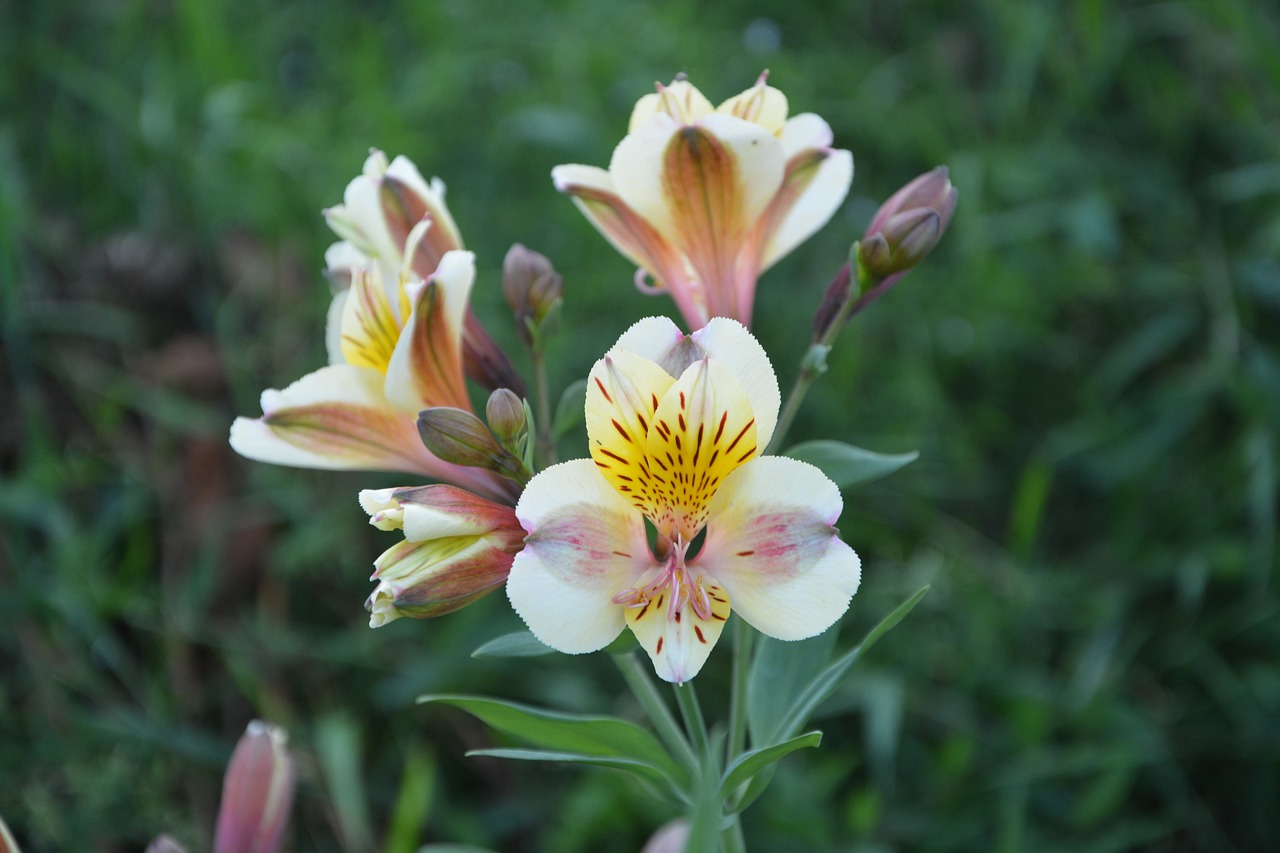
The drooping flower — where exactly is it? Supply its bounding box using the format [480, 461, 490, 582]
[325, 150, 523, 393]
[506, 317, 861, 683]
[552, 75, 853, 331]
[360, 485, 525, 627]
[230, 249, 516, 503]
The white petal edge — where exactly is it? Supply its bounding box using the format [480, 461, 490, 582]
[761, 148, 854, 272]
[779, 113, 835, 159]
[506, 459, 654, 654]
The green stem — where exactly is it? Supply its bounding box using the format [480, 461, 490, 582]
[530, 346, 556, 466]
[613, 654, 698, 773]
[726, 617, 753, 765]
[673, 681, 710, 760]
[721, 816, 748, 853]
[766, 262, 900, 455]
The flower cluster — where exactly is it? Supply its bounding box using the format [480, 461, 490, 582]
[231, 74, 953, 680]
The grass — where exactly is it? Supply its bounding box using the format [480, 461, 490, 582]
[2, 0, 1279, 850]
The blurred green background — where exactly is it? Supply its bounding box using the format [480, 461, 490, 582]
[3, 0, 1279, 850]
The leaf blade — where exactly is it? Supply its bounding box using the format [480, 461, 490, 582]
[783, 440, 919, 488]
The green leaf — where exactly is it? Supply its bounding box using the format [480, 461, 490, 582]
[721, 730, 822, 800]
[747, 631, 837, 747]
[418, 694, 686, 785]
[315, 711, 375, 853]
[773, 586, 929, 742]
[384, 743, 436, 853]
[470, 631, 554, 658]
[551, 378, 588, 438]
[783, 440, 919, 488]
[465, 747, 682, 797]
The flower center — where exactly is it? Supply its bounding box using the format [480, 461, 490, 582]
[611, 536, 715, 622]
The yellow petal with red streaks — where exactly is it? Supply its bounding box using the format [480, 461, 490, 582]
[585, 349, 676, 517]
[643, 358, 758, 540]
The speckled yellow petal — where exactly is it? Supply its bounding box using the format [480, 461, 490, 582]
[586, 349, 676, 516]
[643, 358, 758, 540]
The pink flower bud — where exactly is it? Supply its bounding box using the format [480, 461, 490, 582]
[859, 167, 956, 280]
[214, 721, 295, 853]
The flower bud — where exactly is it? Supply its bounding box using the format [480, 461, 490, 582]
[860, 166, 956, 281]
[418, 407, 528, 482]
[145, 837, 187, 853]
[361, 486, 525, 626]
[503, 244, 564, 347]
[641, 819, 690, 853]
[214, 721, 295, 853]
[486, 389, 529, 447]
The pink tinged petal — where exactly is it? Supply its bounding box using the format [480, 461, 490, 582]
[214, 721, 295, 853]
[552, 164, 704, 328]
[626, 567, 730, 684]
[381, 159, 465, 279]
[612, 317, 781, 453]
[507, 460, 655, 653]
[716, 78, 789, 135]
[629, 79, 715, 131]
[360, 484, 523, 542]
[230, 364, 439, 475]
[656, 115, 785, 322]
[756, 146, 853, 273]
[384, 250, 473, 413]
[698, 456, 861, 640]
[368, 536, 515, 624]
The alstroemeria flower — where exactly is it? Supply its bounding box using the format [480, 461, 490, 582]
[360, 485, 525, 626]
[507, 317, 861, 683]
[325, 150, 522, 394]
[553, 75, 853, 330]
[231, 250, 516, 503]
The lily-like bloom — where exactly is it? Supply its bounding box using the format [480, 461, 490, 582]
[230, 250, 516, 503]
[553, 75, 853, 330]
[325, 150, 522, 394]
[361, 484, 525, 626]
[506, 317, 861, 683]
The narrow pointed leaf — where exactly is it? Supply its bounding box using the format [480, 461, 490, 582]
[418, 694, 686, 783]
[471, 631, 555, 659]
[465, 748, 681, 796]
[747, 631, 837, 746]
[552, 378, 588, 438]
[774, 586, 928, 741]
[720, 731, 822, 799]
[784, 440, 919, 488]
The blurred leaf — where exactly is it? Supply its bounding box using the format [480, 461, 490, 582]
[418, 695, 686, 785]
[772, 587, 929, 743]
[316, 712, 375, 853]
[721, 731, 822, 802]
[783, 441, 919, 488]
[747, 630, 838, 747]
[552, 378, 588, 438]
[470, 631, 554, 659]
[384, 744, 436, 853]
[417, 847, 498, 853]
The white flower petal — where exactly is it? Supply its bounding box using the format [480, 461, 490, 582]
[507, 460, 654, 653]
[760, 147, 853, 272]
[779, 113, 835, 158]
[698, 457, 860, 640]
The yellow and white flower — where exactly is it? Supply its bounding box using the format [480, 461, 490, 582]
[506, 317, 861, 683]
[552, 75, 853, 330]
[230, 249, 515, 503]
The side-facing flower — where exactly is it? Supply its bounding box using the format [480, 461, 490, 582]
[326, 150, 523, 394]
[506, 317, 861, 683]
[553, 75, 853, 330]
[361, 485, 525, 626]
[231, 250, 516, 503]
